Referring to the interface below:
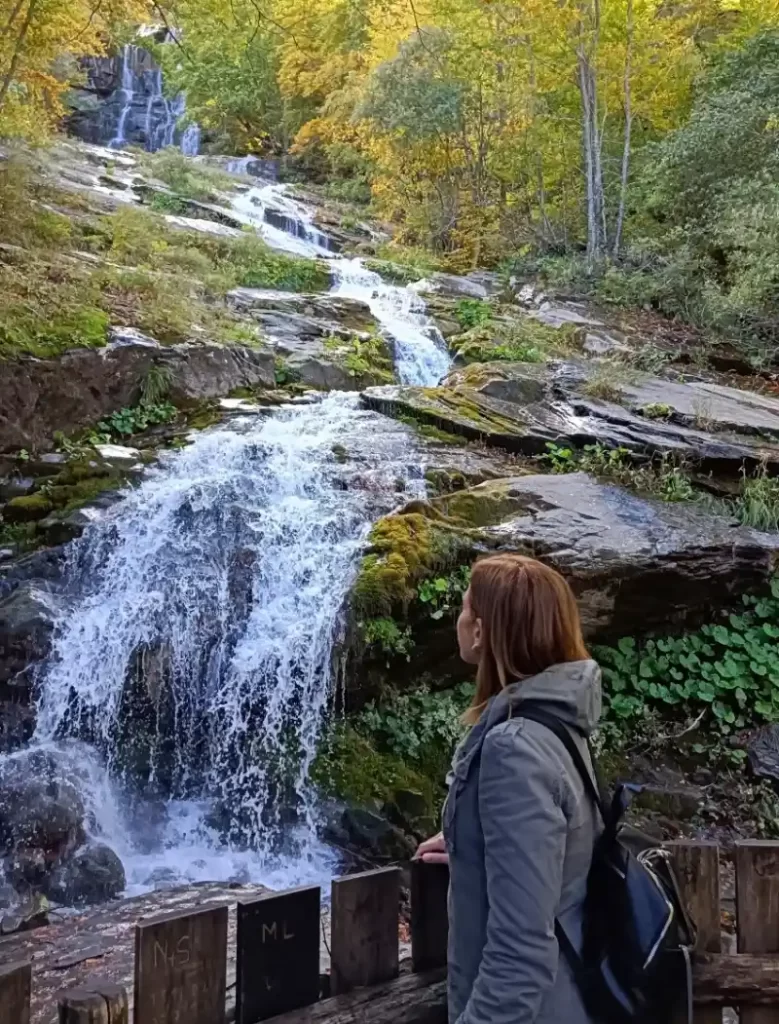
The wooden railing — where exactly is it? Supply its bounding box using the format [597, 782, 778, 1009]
[4, 840, 779, 1023]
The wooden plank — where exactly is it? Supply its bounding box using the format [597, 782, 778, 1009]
[668, 841, 722, 1024]
[410, 862, 449, 973]
[58, 981, 128, 1024]
[0, 960, 31, 1024]
[696, 954, 779, 1004]
[134, 905, 228, 1024]
[236, 886, 321, 1023]
[736, 841, 779, 1024]
[330, 868, 401, 995]
[262, 967, 447, 1024]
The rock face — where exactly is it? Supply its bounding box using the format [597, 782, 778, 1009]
[0, 335, 275, 452]
[449, 472, 779, 638]
[0, 746, 125, 918]
[363, 360, 779, 477]
[227, 288, 391, 390]
[66, 43, 190, 152]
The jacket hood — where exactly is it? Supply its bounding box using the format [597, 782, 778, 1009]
[484, 659, 602, 737]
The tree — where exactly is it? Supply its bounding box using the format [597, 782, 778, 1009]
[0, 0, 150, 140]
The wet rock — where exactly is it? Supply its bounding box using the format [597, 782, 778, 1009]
[0, 890, 50, 935]
[107, 326, 160, 350]
[417, 272, 489, 300]
[46, 842, 125, 906]
[39, 505, 105, 546]
[0, 768, 85, 855]
[455, 472, 779, 637]
[0, 582, 59, 688]
[0, 340, 275, 452]
[0, 476, 35, 501]
[323, 805, 416, 863]
[532, 301, 603, 329]
[747, 725, 779, 785]
[93, 444, 142, 467]
[363, 360, 779, 477]
[227, 289, 372, 333]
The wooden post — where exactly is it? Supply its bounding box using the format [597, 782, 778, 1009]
[331, 867, 401, 995]
[668, 841, 722, 1024]
[410, 861, 449, 973]
[736, 840, 779, 1024]
[58, 981, 128, 1024]
[0, 961, 31, 1024]
[236, 885, 321, 1022]
[134, 905, 228, 1024]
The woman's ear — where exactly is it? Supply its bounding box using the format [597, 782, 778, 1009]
[472, 617, 483, 652]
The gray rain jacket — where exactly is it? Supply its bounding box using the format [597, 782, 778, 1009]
[444, 660, 602, 1024]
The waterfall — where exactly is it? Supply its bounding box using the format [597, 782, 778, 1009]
[14, 190, 451, 896]
[180, 123, 201, 157]
[105, 44, 200, 155]
[230, 183, 452, 386]
[331, 259, 451, 386]
[33, 396, 424, 891]
[109, 45, 135, 149]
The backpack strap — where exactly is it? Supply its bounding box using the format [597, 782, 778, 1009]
[511, 701, 610, 823]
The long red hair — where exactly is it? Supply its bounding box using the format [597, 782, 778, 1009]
[464, 554, 590, 724]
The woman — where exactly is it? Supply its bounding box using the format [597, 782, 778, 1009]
[417, 553, 600, 1024]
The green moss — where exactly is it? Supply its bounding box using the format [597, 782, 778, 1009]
[311, 724, 436, 821]
[364, 259, 423, 286]
[353, 510, 468, 616]
[425, 468, 468, 495]
[323, 333, 395, 385]
[435, 481, 525, 528]
[185, 401, 223, 431]
[399, 414, 467, 446]
[140, 149, 236, 203]
[45, 473, 123, 515]
[4, 493, 54, 523]
[0, 521, 38, 551]
[450, 316, 578, 366]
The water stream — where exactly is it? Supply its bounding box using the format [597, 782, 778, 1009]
[16, 182, 451, 895]
[231, 182, 450, 385]
[109, 44, 200, 156]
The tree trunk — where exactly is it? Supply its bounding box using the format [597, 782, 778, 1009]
[1, 0, 26, 40]
[0, 0, 38, 114]
[613, 0, 634, 257]
[577, 0, 606, 263]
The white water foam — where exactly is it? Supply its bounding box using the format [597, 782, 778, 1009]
[30, 395, 423, 893]
[230, 183, 451, 386]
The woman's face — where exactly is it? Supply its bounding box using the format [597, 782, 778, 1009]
[457, 588, 483, 665]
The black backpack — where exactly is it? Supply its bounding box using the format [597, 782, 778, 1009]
[510, 702, 698, 1024]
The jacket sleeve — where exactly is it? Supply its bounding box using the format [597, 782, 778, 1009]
[456, 722, 567, 1024]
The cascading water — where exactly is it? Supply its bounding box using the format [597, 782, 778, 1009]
[9, 177, 452, 898]
[231, 183, 452, 385]
[30, 396, 424, 892]
[107, 44, 200, 155]
[109, 45, 135, 149]
[180, 123, 201, 158]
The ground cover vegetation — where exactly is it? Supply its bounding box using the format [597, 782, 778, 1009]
[0, 158, 329, 358]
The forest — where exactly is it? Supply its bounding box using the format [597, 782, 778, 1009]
[2, 0, 779, 355]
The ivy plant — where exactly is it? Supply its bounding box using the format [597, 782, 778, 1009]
[597, 578, 779, 739]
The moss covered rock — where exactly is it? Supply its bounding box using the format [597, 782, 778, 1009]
[4, 494, 55, 523]
[352, 510, 470, 617]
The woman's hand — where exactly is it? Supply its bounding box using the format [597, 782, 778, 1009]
[415, 831, 449, 865]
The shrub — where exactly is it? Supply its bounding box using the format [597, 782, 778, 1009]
[454, 299, 493, 331]
[736, 464, 779, 532]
